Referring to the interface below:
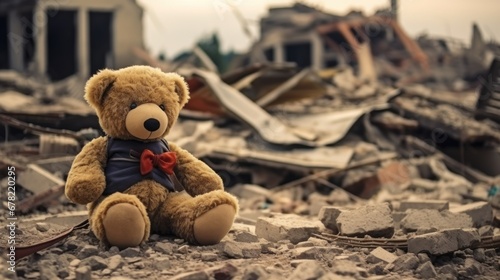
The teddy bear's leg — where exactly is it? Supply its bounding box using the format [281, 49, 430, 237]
[153, 190, 238, 245]
[89, 192, 150, 248]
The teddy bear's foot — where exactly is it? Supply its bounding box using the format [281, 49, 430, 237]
[103, 203, 146, 248]
[90, 193, 150, 249]
[193, 204, 236, 245]
[152, 190, 237, 245]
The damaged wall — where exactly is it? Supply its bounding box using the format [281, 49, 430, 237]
[0, 0, 144, 80]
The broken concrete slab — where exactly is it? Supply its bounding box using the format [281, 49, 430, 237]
[336, 203, 395, 238]
[449, 201, 493, 227]
[318, 206, 346, 233]
[255, 214, 322, 244]
[408, 228, 480, 255]
[389, 253, 419, 272]
[367, 247, 398, 264]
[400, 209, 473, 232]
[399, 200, 449, 211]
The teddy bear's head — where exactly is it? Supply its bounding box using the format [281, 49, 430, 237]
[84, 65, 189, 141]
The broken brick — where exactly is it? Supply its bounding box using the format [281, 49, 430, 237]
[401, 209, 472, 232]
[449, 201, 493, 227]
[336, 203, 395, 238]
[408, 228, 480, 255]
[399, 200, 449, 211]
[255, 214, 321, 244]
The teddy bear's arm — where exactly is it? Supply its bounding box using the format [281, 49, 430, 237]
[65, 136, 108, 204]
[168, 142, 224, 196]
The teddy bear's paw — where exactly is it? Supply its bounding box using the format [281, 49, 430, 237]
[193, 204, 236, 245]
[103, 203, 147, 249]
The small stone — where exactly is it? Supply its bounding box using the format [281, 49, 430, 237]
[79, 256, 107, 271]
[126, 257, 142, 264]
[368, 263, 386, 275]
[437, 264, 457, 276]
[417, 253, 430, 264]
[39, 266, 58, 280]
[102, 269, 112, 275]
[391, 254, 419, 272]
[450, 201, 493, 227]
[416, 261, 437, 278]
[154, 242, 175, 254]
[109, 246, 120, 255]
[462, 258, 483, 276]
[295, 241, 315, 248]
[206, 263, 238, 280]
[169, 270, 209, 280]
[77, 245, 99, 259]
[152, 257, 171, 270]
[242, 265, 269, 280]
[69, 259, 81, 267]
[478, 225, 494, 236]
[307, 237, 329, 247]
[149, 234, 160, 241]
[290, 259, 317, 268]
[255, 214, 321, 244]
[484, 249, 497, 258]
[473, 248, 486, 262]
[234, 231, 259, 243]
[108, 255, 124, 271]
[201, 253, 217, 262]
[408, 228, 480, 255]
[223, 241, 243, 258]
[177, 245, 189, 254]
[367, 247, 397, 264]
[292, 247, 318, 259]
[36, 222, 50, 232]
[75, 266, 91, 280]
[119, 247, 141, 258]
[336, 203, 395, 238]
[289, 260, 326, 280]
[174, 239, 184, 244]
[242, 244, 262, 258]
[57, 269, 69, 279]
[24, 272, 41, 279]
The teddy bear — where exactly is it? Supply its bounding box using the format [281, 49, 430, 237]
[65, 65, 239, 249]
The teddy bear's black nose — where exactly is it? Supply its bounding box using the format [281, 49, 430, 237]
[144, 118, 160, 132]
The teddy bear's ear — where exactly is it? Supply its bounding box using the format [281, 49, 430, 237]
[166, 73, 190, 107]
[84, 69, 117, 109]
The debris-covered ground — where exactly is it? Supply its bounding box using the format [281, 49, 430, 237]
[2, 2, 500, 280]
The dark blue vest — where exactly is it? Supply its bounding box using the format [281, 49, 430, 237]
[103, 138, 175, 195]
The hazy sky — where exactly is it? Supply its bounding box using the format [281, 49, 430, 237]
[136, 0, 500, 58]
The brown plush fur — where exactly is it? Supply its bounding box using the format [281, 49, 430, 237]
[65, 65, 238, 248]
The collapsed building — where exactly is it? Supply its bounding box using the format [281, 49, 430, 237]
[246, 3, 428, 84]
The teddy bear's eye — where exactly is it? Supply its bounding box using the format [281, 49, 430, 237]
[159, 104, 165, 110]
[130, 103, 137, 110]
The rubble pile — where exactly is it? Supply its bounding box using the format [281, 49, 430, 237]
[1, 3, 500, 280]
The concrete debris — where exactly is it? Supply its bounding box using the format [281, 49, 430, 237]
[399, 200, 449, 211]
[449, 201, 493, 227]
[407, 228, 480, 255]
[336, 203, 395, 238]
[415, 261, 438, 278]
[1, 1, 500, 280]
[400, 209, 473, 232]
[367, 247, 398, 264]
[255, 214, 322, 244]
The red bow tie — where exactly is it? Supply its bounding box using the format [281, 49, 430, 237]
[140, 149, 177, 176]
